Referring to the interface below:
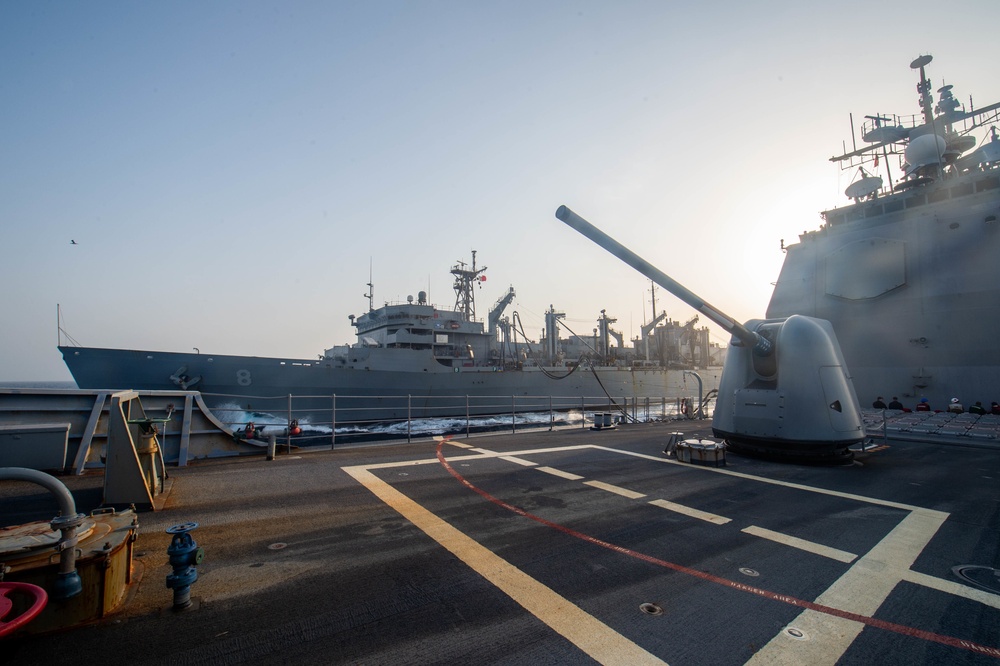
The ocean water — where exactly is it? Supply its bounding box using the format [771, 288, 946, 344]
[0, 380, 78, 389]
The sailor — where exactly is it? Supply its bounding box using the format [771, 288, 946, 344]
[915, 398, 931, 412]
[947, 398, 964, 413]
[888, 396, 904, 410]
[969, 401, 987, 415]
[872, 396, 888, 409]
[992, 402, 1000, 415]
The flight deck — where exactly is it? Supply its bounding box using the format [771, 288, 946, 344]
[4, 422, 999, 665]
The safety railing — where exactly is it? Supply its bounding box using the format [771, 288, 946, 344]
[202, 391, 715, 450]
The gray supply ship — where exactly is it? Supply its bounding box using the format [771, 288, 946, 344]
[768, 54, 1000, 411]
[60, 253, 717, 423]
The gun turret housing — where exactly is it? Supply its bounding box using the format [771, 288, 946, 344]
[556, 206, 863, 458]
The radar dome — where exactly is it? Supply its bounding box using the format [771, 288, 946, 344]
[904, 133, 947, 174]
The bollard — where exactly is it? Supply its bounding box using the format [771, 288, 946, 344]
[267, 433, 277, 461]
[165, 522, 205, 610]
[663, 432, 685, 455]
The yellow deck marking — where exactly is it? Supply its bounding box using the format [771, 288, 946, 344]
[741, 526, 857, 563]
[648, 499, 731, 525]
[584, 480, 647, 499]
[745, 508, 949, 665]
[342, 465, 667, 666]
[536, 466, 585, 481]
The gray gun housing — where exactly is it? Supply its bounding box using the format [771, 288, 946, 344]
[555, 205, 863, 458]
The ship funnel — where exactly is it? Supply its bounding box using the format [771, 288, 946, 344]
[555, 205, 863, 460]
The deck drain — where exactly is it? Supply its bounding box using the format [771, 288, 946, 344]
[739, 568, 759, 577]
[785, 627, 808, 640]
[639, 602, 664, 616]
[268, 542, 288, 550]
[951, 565, 1000, 593]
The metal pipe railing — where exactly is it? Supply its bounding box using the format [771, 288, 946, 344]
[0, 467, 83, 600]
[207, 390, 715, 452]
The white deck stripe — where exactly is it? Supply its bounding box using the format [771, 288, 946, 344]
[343, 465, 667, 666]
[648, 499, 731, 525]
[591, 446, 931, 512]
[437, 437, 474, 449]
[499, 456, 538, 467]
[584, 480, 647, 499]
[536, 466, 585, 481]
[742, 525, 857, 563]
[901, 569, 1000, 609]
[745, 508, 949, 665]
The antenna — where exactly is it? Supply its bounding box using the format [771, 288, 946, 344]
[650, 280, 658, 323]
[911, 54, 935, 125]
[364, 258, 374, 313]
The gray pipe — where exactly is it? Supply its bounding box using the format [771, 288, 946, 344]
[683, 370, 704, 418]
[1, 467, 84, 599]
[555, 206, 772, 355]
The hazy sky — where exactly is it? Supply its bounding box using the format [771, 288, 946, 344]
[2, 1, 998, 381]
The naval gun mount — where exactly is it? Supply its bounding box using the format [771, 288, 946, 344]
[555, 206, 864, 459]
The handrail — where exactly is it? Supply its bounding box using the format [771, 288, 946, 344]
[201, 389, 716, 449]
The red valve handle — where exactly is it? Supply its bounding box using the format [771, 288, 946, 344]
[0, 582, 48, 636]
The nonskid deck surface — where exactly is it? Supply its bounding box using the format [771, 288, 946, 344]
[4, 422, 999, 665]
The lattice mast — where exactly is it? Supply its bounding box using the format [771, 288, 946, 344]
[452, 250, 487, 321]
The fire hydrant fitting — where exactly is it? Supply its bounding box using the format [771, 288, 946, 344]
[165, 522, 205, 610]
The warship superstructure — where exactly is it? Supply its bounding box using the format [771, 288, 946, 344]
[60, 252, 715, 422]
[768, 55, 1000, 410]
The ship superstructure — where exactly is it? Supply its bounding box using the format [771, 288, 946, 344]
[768, 55, 1000, 408]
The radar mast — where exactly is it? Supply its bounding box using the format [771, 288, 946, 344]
[452, 250, 487, 322]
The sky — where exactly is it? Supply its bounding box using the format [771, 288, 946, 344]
[2, 1, 998, 381]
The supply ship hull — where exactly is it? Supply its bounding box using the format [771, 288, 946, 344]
[59, 345, 707, 423]
[768, 55, 1000, 411]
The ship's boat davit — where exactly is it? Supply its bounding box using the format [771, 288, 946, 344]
[556, 206, 864, 459]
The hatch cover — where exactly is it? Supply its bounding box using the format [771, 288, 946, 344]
[825, 238, 906, 300]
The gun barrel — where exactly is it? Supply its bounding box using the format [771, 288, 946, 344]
[555, 205, 771, 355]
